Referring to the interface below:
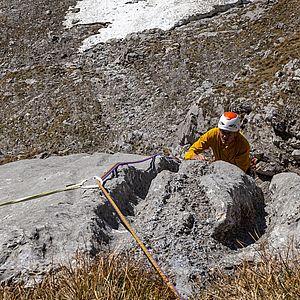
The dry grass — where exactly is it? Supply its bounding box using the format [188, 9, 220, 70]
[197, 246, 300, 300]
[0, 253, 175, 300]
[1, 247, 300, 300]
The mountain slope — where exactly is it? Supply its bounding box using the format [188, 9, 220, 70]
[0, 0, 299, 176]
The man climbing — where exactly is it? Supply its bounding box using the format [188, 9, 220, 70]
[184, 112, 251, 173]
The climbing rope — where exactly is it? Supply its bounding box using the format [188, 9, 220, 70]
[0, 154, 183, 299]
[94, 154, 184, 299]
[0, 154, 175, 208]
[95, 172, 184, 300]
[0, 179, 88, 208]
[101, 153, 161, 181]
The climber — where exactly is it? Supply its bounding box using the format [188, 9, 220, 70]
[184, 111, 251, 173]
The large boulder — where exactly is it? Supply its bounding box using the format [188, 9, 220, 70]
[222, 171, 300, 269]
[113, 160, 266, 296]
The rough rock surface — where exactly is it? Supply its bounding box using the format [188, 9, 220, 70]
[0, 153, 265, 292]
[221, 171, 300, 269]
[0, 152, 299, 296]
[263, 172, 300, 249]
[0, 153, 179, 283]
[112, 160, 266, 295]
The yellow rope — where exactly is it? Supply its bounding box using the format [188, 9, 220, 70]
[0, 180, 86, 208]
[95, 178, 183, 300]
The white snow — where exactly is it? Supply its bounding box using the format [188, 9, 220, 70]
[63, 0, 237, 52]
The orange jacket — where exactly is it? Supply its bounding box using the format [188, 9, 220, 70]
[184, 128, 251, 172]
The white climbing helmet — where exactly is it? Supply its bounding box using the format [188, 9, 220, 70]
[218, 112, 241, 132]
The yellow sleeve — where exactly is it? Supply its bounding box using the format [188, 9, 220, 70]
[234, 136, 251, 172]
[184, 129, 216, 160]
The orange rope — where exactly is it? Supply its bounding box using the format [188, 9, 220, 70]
[95, 178, 184, 300]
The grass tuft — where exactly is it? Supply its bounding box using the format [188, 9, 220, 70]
[0, 253, 175, 300]
[196, 245, 300, 300]
[1, 247, 300, 299]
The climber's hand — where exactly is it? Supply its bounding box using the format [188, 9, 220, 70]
[192, 154, 207, 161]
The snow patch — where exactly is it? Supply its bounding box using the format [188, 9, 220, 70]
[63, 0, 238, 52]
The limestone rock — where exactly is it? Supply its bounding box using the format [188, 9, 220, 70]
[264, 172, 300, 249]
[0, 153, 179, 284]
[292, 150, 300, 161]
[177, 104, 207, 145]
[113, 160, 265, 296]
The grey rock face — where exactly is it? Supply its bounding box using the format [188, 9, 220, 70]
[0, 153, 179, 283]
[177, 104, 208, 145]
[263, 172, 300, 249]
[255, 160, 284, 177]
[113, 160, 265, 296]
[226, 171, 300, 265]
[1, 151, 299, 296]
